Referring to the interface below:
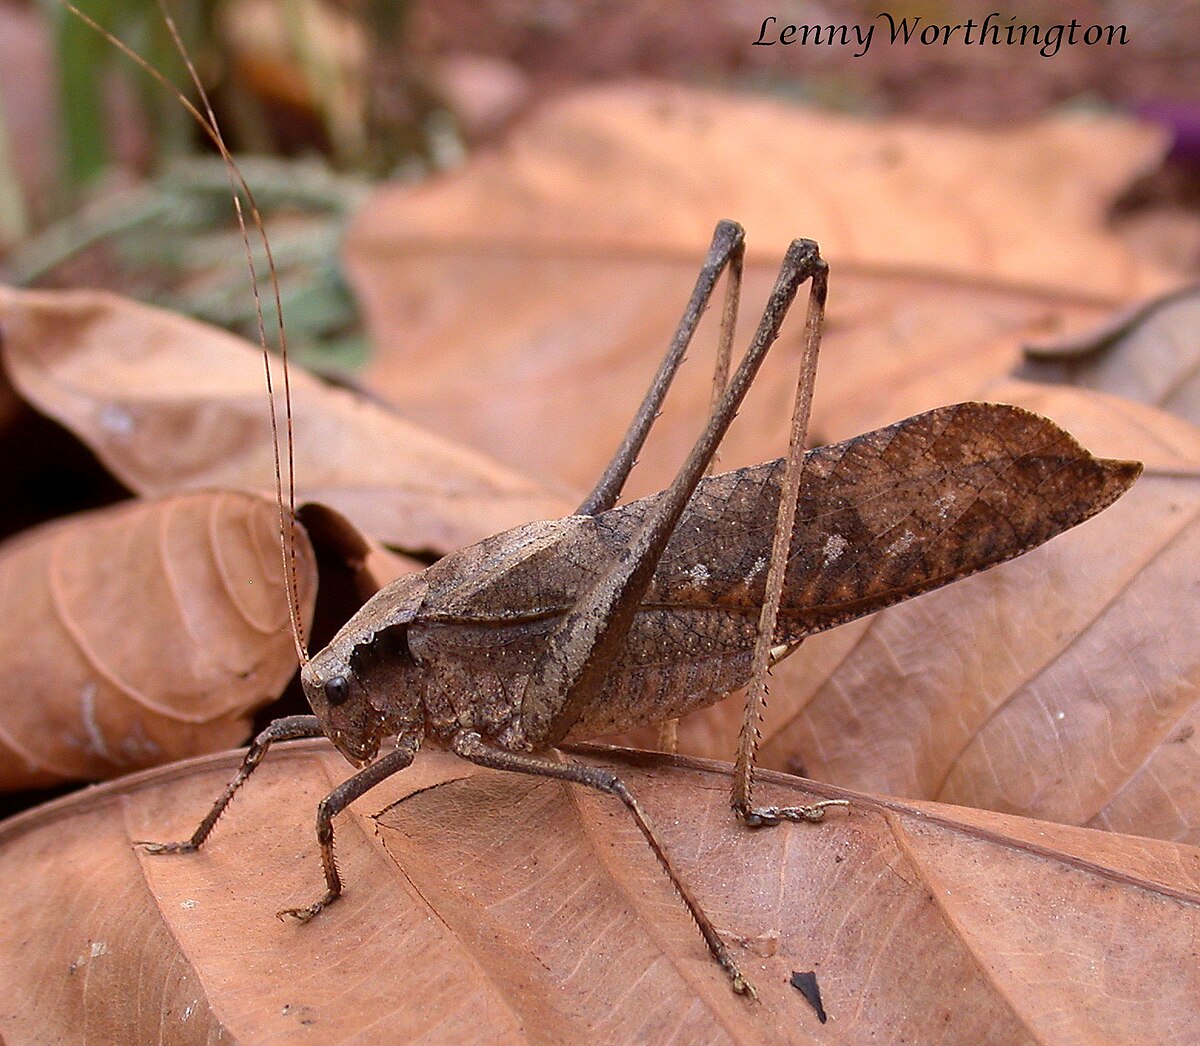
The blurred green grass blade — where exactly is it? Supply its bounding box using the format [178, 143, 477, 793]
[54, 0, 119, 187]
[120, 0, 206, 160]
[0, 91, 30, 246]
[49, 0, 214, 190]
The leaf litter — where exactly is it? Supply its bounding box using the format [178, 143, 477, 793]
[0, 83, 1197, 1039]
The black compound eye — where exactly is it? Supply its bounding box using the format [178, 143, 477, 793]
[323, 675, 351, 706]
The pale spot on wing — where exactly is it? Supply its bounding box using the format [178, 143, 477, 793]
[885, 529, 917, 557]
[823, 533, 849, 565]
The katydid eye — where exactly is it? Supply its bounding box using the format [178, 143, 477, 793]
[324, 675, 351, 706]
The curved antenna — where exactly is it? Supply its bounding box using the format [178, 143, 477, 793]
[59, 0, 310, 665]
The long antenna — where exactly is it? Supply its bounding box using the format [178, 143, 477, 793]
[59, 0, 310, 665]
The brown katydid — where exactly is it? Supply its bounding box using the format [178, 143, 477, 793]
[68, 1, 1142, 1002]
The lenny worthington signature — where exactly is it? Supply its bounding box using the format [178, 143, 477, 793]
[752, 12, 1129, 59]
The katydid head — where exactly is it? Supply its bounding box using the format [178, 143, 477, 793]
[300, 576, 429, 766]
[300, 655, 386, 766]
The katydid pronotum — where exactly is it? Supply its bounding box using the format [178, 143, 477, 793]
[70, 2, 1141, 1003]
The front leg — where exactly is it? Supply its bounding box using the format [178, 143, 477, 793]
[136, 715, 325, 854]
[278, 735, 420, 922]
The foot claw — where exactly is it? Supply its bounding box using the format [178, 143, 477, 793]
[782, 799, 850, 823]
[732, 973, 759, 1001]
[739, 798, 850, 827]
[745, 812, 778, 828]
[277, 903, 322, 923]
[277, 890, 337, 924]
[134, 840, 197, 855]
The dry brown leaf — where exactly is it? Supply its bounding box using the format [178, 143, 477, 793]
[0, 491, 316, 790]
[0, 80, 1188, 1043]
[1, 741, 1198, 1043]
[1022, 283, 1200, 427]
[349, 83, 1170, 294]
[621, 382, 1200, 845]
[297, 500, 424, 595]
[0, 286, 571, 552]
[344, 83, 1177, 500]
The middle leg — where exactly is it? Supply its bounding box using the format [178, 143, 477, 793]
[450, 729, 757, 998]
[278, 734, 421, 922]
